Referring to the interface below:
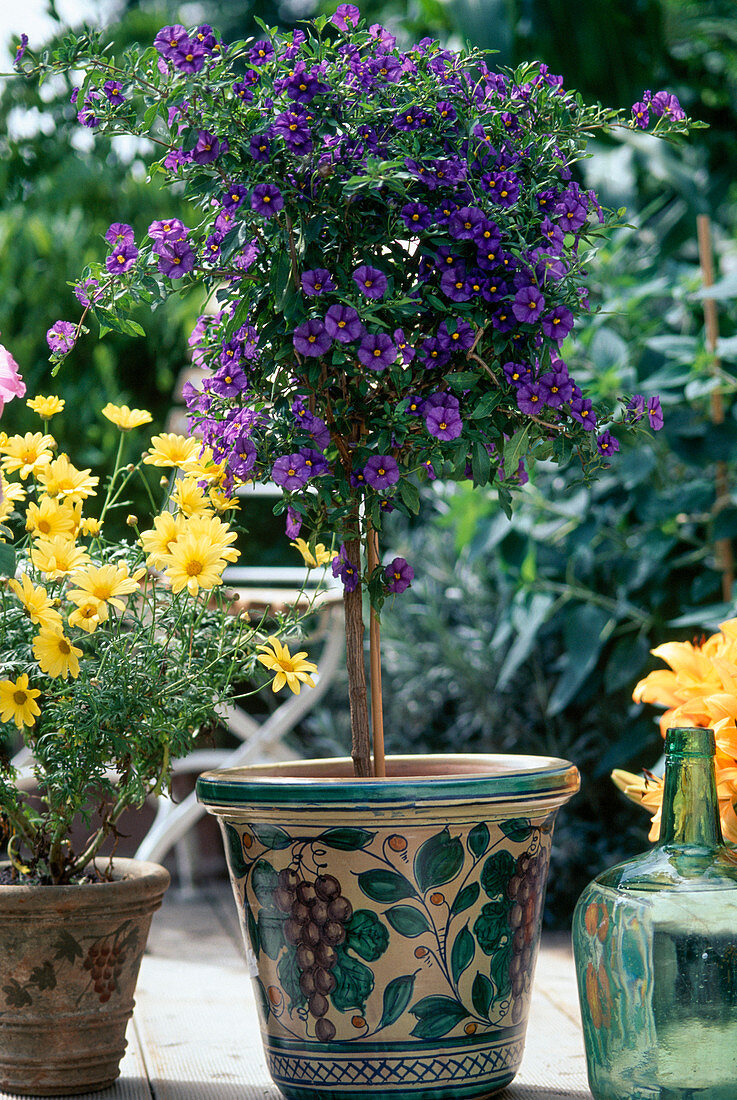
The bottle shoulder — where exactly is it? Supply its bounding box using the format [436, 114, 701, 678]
[587, 843, 737, 894]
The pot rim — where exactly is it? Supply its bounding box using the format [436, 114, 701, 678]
[196, 752, 580, 808]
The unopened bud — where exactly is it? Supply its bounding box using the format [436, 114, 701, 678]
[159, 476, 169, 487]
[126, 514, 138, 527]
[126, 463, 135, 472]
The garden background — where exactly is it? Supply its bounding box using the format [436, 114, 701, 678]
[2, 0, 736, 924]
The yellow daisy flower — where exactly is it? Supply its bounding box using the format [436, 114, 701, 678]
[143, 433, 200, 468]
[36, 454, 99, 503]
[27, 395, 65, 420]
[0, 432, 55, 479]
[30, 535, 91, 579]
[79, 517, 102, 537]
[180, 446, 225, 483]
[163, 528, 230, 596]
[140, 512, 185, 569]
[257, 637, 317, 695]
[25, 496, 77, 540]
[101, 403, 153, 431]
[68, 596, 108, 634]
[8, 573, 63, 630]
[171, 476, 212, 518]
[0, 476, 25, 522]
[67, 562, 143, 611]
[0, 674, 42, 729]
[183, 513, 240, 563]
[33, 627, 82, 679]
[290, 538, 337, 569]
[208, 487, 240, 513]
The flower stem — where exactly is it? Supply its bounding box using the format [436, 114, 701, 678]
[366, 520, 385, 778]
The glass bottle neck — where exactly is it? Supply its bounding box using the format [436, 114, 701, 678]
[658, 733, 723, 849]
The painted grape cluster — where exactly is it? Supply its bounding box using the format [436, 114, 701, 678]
[82, 938, 129, 1004]
[507, 846, 550, 1019]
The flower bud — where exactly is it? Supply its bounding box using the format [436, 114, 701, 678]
[126, 514, 138, 527]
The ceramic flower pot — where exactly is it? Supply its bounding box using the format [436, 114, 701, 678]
[197, 754, 579, 1100]
[0, 857, 170, 1096]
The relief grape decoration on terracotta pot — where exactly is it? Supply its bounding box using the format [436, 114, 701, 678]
[222, 815, 552, 1043]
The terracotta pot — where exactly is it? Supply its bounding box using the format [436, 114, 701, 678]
[0, 857, 169, 1096]
[197, 754, 579, 1100]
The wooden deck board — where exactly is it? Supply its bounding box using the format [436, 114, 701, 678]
[1, 884, 592, 1099]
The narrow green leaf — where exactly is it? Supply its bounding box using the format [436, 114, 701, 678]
[468, 822, 490, 858]
[450, 881, 480, 917]
[357, 868, 417, 903]
[318, 827, 375, 851]
[0, 544, 16, 578]
[414, 827, 464, 894]
[378, 972, 416, 1031]
[451, 925, 475, 984]
[472, 971, 493, 1018]
[499, 819, 533, 844]
[410, 995, 469, 1039]
[250, 823, 292, 850]
[385, 905, 432, 938]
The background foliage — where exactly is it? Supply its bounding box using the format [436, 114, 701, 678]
[2, 0, 737, 919]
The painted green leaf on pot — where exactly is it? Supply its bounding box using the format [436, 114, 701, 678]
[481, 850, 516, 898]
[251, 859, 279, 907]
[490, 943, 513, 1000]
[414, 827, 464, 894]
[331, 947, 374, 1013]
[28, 962, 56, 991]
[474, 899, 512, 956]
[255, 976, 270, 1022]
[250, 823, 292, 850]
[258, 910, 287, 960]
[451, 925, 475, 984]
[450, 881, 480, 917]
[345, 909, 390, 961]
[224, 823, 249, 878]
[318, 827, 376, 851]
[3, 980, 32, 1009]
[247, 906, 260, 957]
[357, 868, 417, 904]
[500, 818, 533, 843]
[378, 972, 416, 1031]
[53, 931, 83, 963]
[278, 949, 306, 1011]
[468, 822, 490, 858]
[410, 995, 469, 1039]
[385, 904, 432, 938]
[472, 971, 493, 1018]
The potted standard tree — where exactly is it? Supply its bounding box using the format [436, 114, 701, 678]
[17, 8, 696, 1095]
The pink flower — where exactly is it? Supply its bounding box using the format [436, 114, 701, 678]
[0, 343, 25, 415]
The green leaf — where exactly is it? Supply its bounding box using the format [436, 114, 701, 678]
[378, 972, 416, 1031]
[0, 544, 16, 578]
[223, 823, 248, 878]
[250, 823, 292, 850]
[468, 822, 490, 858]
[254, 976, 270, 1022]
[471, 440, 491, 486]
[269, 250, 292, 311]
[500, 819, 533, 844]
[481, 849, 516, 897]
[277, 949, 306, 1011]
[547, 605, 611, 717]
[247, 907, 260, 957]
[450, 881, 480, 917]
[414, 827, 464, 894]
[357, 868, 417, 903]
[451, 925, 475, 984]
[490, 943, 513, 999]
[472, 971, 493, 1018]
[251, 860, 278, 906]
[410, 995, 469, 1039]
[474, 900, 512, 956]
[257, 910, 286, 960]
[318, 827, 376, 851]
[345, 909, 390, 961]
[53, 932, 83, 963]
[384, 905, 432, 938]
[331, 948, 374, 1013]
[399, 479, 420, 515]
[502, 425, 530, 479]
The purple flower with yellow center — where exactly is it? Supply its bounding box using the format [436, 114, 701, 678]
[631, 100, 650, 129]
[302, 269, 335, 296]
[157, 239, 195, 279]
[205, 233, 223, 259]
[449, 206, 487, 241]
[394, 329, 415, 364]
[650, 91, 685, 120]
[325, 304, 364, 343]
[364, 455, 400, 491]
[222, 184, 247, 210]
[401, 203, 433, 231]
[395, 105, 422, 130]
[476, 241, 503, 270]
[272, 109, 312, 152]
[538, 367, 573, 407]
[103, 79, 125, 105]
[211, 364, 247, 398]
[513, 285, 545, 324]
[299, 447, 330, 477]
[272, 453, 310, 491]
[332, 543, 359, 592]
[154, 24, 188, 60]
[503, 360, 531, 386]
[425, 404, 463, 440]
[385, 557, 414, 594]
[192, 131, 223, 164]
[436, 100, 457, 123]
[148, 218, 187, 243]
[251, 184, 283, 218]
[106, 239, 139, 274]
[173, 39, 205, 74]
[46, 321, 76, 355]
[229, 434, 257, 478]
[493, 303, 516, 332]
[539, 217, 565, 253]
[285, 506, 302, 539]
[214, 209, 236, 234]
[440, 319, 475, 352]
[371, 54, 402, 82]
[105, 222, 134, 245]
[516, 381, 547, 416]
[647, 395, 664, 430]
[249, 134, 272, 161]
[555, 194, 588, 232]
[286, 68, 327, 105]
[419, 336, 451, 368]
[248, 40, 274, 64]
[541, 305, 574, 342]
[404, 394, 424, 417]
[14, 34, 28, 69]
[352, 265, 387, 300]
[358, 333, 397, 371]
[596, 431, 620, 457]
[293, 319, 332, 357]
[440, 267, 470, 302]
[232, 80, 254, 104]
[569, 396, 597, 430]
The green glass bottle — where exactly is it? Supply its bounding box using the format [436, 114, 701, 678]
[573, 727, 737, 1100]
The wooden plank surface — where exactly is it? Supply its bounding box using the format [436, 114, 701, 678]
[1, 884, 592, 1099]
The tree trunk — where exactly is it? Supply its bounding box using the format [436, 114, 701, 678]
[343, 535, 372, 777]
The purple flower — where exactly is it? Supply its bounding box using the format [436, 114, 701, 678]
[272, 109, 313, 152]
[419, 336, 451, 368]
[14, 34, 28, 69]
[148, 217, 187, 243]
[285, 68, 327, 104]
[192, 131, 224, 164]
[401, 203, 433, 231]
[103, 79, 125, 105]
[385, 557, 414, 594]
[425, 404, 463, 440]
[249, 134, 272, 161]
[233, 80, 255, 104]
[331, 4, 362, 31]
[596, 431, 620, 457]
[222, 184, 247, 210]
[211, 364, 247, 398]
[448, 206, 487, 241]
[632, 100, 650, 129]
[504, 360, 533, 386]
[272, 453, 310, 491]
[251, 184, 283, 218]
[46, 321, 76, 355]
[647, 395, 664, 430]
[538, 367, 573, 407]
[555, 194, 588, 232]
[394, 329, 415, 364]
[154, 24, 188, 60]
[512, 285, 545, 324]
[395, 105, 423, 131]
[332, 543, 360, 592]
[106, 240, 139, 274]
[285, 506, 302, 539]
[358, 333, 397, 370]
[353, 265, 388, 300]
[436, 100, 457, 123]
[650, 91, 685, 121]
[540, 217, 565, 253]
[440, 267, 470, 302]
[325, 305, 364, 343]
[364, 455, 400, 491]
[293, 319, 332, 357]
[569, 396, 597, 430]
[73, 278, 101, 307]
[105, 222, 134, 245]
[173, 39, 205, 74]
[248, 40, 274, 64]
[541, 305, 574, 341]
[625, 394, 646, 423]
[302, 269, 335, 296]
[516, 382, 546, 416]
[157, 239, 196, 279]
[439, 319, 475, 352]
[299, 447, 330, 477]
